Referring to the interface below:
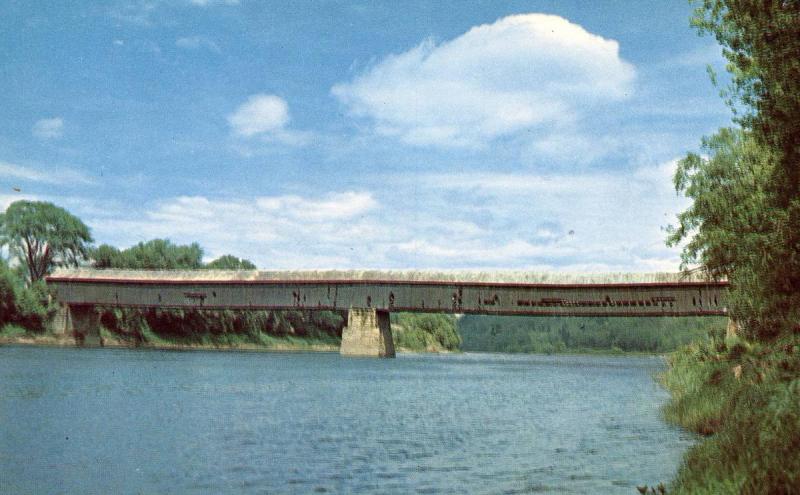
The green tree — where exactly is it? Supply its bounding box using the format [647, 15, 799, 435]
[0, 201, 93, 283]
[667, 128, 783, 338]
[0, 260, 18, 326]
[691, 1, 800, 192]
[205, 254, 256, 270]
[668, 2, 800, 338]
[91, 239, 203, 269]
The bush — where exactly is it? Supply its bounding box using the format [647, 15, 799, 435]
[0, 263, 18, 326]
[662, 334, 800, 493]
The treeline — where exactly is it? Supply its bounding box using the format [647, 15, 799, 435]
[458, 315, 725, 354]
[92, 240, 256, 270]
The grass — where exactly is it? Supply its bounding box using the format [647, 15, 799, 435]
[0, 324, 28, 337]
[660, 332, 800, 494]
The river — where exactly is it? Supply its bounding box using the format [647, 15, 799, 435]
[0, 347, 693, 494]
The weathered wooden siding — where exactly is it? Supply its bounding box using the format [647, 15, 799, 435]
[46, 269, 728, 317]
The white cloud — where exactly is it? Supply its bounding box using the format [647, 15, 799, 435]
[332, 13, 635, 148]
[256, 192, 377, 221]
[176, 36, 220, 53]
[0, 161, 95, 186]
[228, 94, 290, 137]
[227, 94, 312, 146]
[86, 191, 383, 268]
[77, 159, 688, 272]
[32, 117, 64, 139]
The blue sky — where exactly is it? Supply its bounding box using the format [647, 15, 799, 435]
[1, 1, 731, 271]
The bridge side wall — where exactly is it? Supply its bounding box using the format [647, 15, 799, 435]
[46, 280, 729, 317]
[341, 308, 395, 358]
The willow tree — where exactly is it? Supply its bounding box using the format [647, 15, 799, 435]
[0, 201, 93, 283]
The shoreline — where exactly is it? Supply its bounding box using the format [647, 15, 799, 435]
[1, 332, 661, 357]
[0, 333, 340, 353]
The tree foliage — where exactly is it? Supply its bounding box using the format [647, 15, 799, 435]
[691, 0, 800, 192]
[92, 239, 203, 269]
[669, 1, 800, 339]
[0, 259, 55, 331]
[459, 315, 720, 354]
[0, 201, 93, 283]
[205, 254, 256, 270]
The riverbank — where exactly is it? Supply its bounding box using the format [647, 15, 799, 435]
[0, 325, 340, 353]
[659, 332, 800, 493]
[0, 325, 459, 354]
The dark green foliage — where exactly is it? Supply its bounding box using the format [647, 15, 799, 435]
[662, 6, 800, 492]
[13, 281, 54, 331]
[204, 255, 256, 270]
[674, 2, 800, 338]
[666, 128, 789, 339]
[458, 315, 723, 354]
[0, 200, 93, 282]
[92, 239, 203, 270]
[691, 1, 800, 185]
[0, 261, 18, 327]
[662, 335, 800, 493]
[0, 260, 55, 332]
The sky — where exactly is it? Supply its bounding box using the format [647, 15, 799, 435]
[0, 1, 732, 271]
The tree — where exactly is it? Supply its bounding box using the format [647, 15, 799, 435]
[691, 1, 800, 197]
[667, 128, 785, 338]
[205, 254, 256, 270]
[0, 201, 93, 283]
[668, 2, 800, 338]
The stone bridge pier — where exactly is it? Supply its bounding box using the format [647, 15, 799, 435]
[340, 308, 395, 358]
[51, 304, 103, 347]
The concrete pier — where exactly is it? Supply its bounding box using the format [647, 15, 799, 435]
[340, 308, 395, 358]
[54, 305, 103, 346]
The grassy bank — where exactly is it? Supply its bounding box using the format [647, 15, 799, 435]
[659, 331, 800, 493]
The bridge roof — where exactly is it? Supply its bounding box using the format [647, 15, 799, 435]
[48, 268, 723, 285]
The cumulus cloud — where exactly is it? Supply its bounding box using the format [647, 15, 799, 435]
[332, 14, 635, 148]
[228, 94, 289, 137]
[32, 117, 64, 139]
[227, 94, 311, 146]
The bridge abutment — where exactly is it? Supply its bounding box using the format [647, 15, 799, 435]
[340, 308, 395, 358]
[53, 305, 103, 347]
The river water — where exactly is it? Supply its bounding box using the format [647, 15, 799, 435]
[0, 347, 693, 494]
